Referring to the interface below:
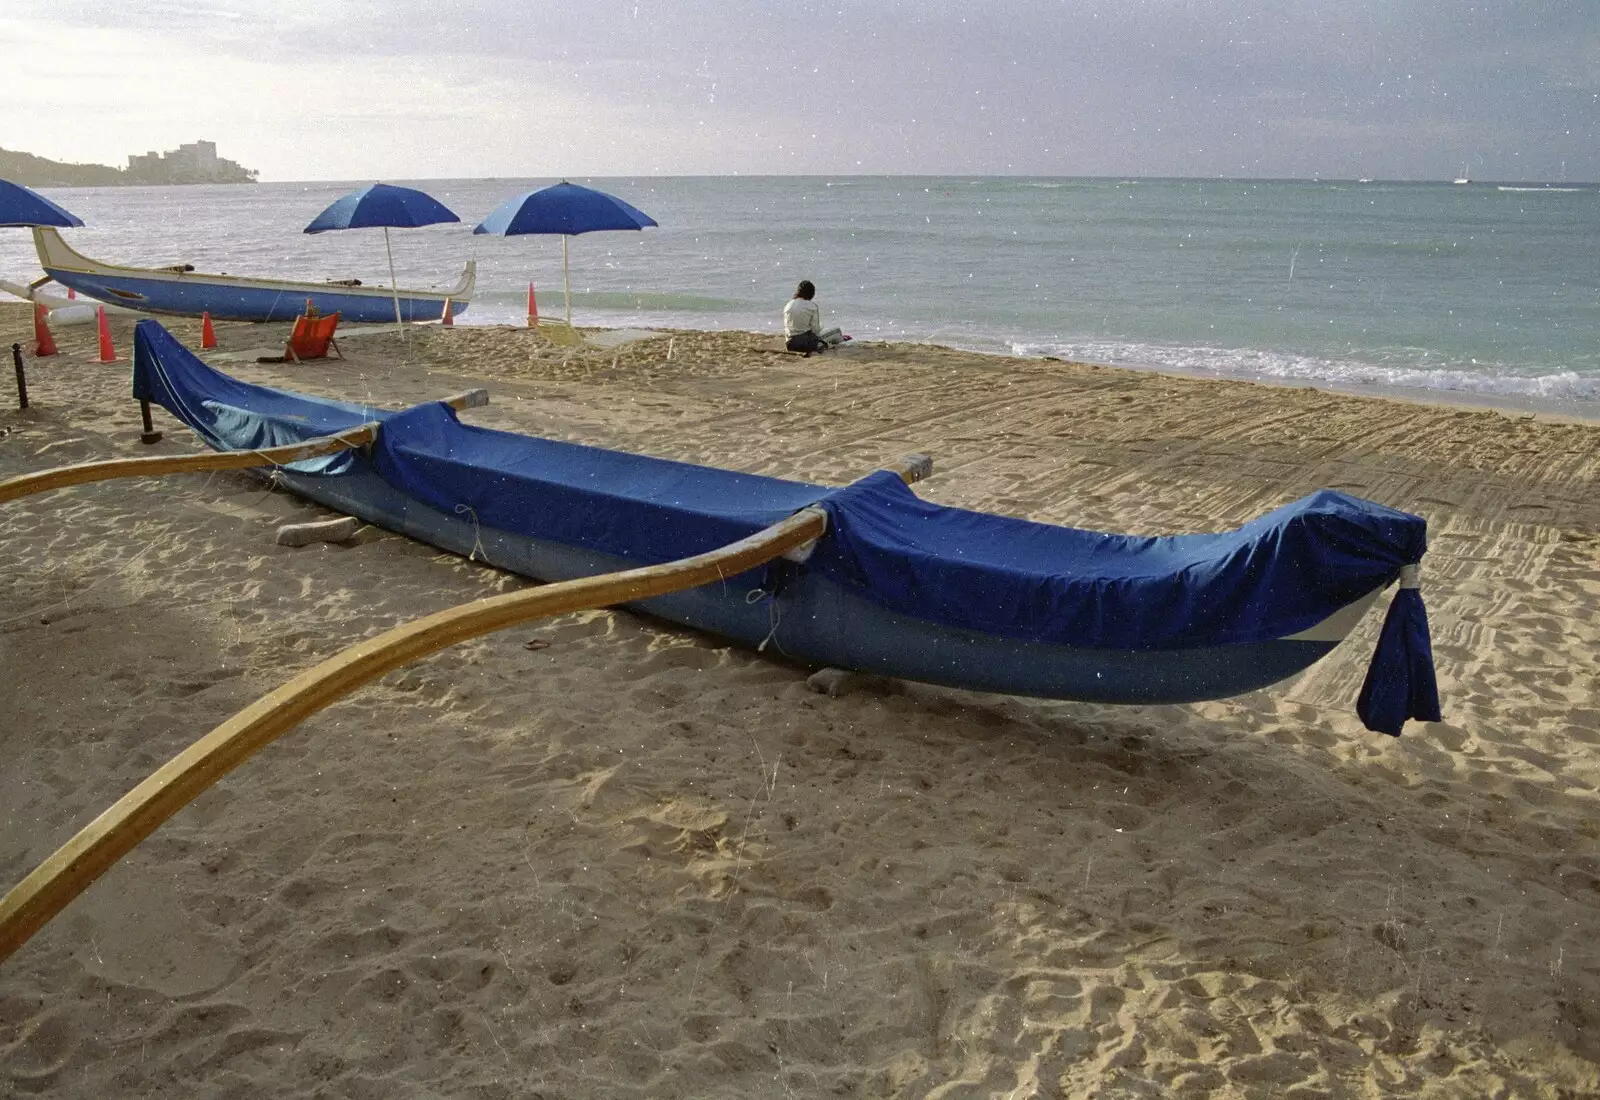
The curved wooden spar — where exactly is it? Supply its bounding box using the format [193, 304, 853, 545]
[0, 389, 487, 506]
[0, 455, 931, 964]
[0, 425, 379, 504]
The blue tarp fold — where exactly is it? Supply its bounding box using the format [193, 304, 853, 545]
[1356, 588, 1443, 736]
[132, 321, 378, 475]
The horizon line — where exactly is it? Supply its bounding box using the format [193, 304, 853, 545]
[42, 172, 1600, 189]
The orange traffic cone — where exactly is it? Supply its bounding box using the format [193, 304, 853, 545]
[527, 282, 539, 328]
[440, 297, 454, 326]
[201, 311, 217, 348]
[33, 302, 58, 357]
[96, 306, 120, 363]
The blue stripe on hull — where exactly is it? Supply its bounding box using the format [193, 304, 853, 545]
[283, 465, 1340, 705]
[45, 268, 467, 324]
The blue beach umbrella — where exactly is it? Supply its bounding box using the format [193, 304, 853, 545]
[473, 181, 657, 326]
[0, 178, 84, 228]
[304, 183, 460, 325]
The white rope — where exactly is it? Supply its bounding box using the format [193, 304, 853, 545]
[757, 596, 783, 653]
[742, 587, 787, 653]
[454, 504, 486, 562]
[1399, 563, 1421, 589]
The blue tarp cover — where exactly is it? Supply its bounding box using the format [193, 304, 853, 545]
[812, 470, 1424, 650]
[371, 401, 831, 567]
[132, 319, 1440, 734]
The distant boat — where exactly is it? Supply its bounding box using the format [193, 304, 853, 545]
[1453, 166, 1471, 185]
[29, 227, 475, 323]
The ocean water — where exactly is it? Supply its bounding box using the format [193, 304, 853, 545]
[4, 176, 1598, 415]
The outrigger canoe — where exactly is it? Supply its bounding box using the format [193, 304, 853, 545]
[31, 227, 474, 323]
[130, 319, 1440, 735]
[0, 324, 1445, 964]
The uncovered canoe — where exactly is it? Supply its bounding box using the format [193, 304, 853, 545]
[32, 227, 473, 323]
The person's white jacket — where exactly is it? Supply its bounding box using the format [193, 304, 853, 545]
[783, 297, 821, 337]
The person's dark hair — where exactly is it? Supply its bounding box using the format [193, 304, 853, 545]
[793, 280, 815, 300]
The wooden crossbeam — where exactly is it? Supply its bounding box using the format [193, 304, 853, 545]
[0, 424, 380, 504]
[0, 454, 931, 964]
[0, 389, 488, 505]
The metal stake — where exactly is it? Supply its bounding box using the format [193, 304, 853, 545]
[11, 343, 25, 410]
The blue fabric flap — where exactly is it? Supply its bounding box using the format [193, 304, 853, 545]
[1357, 588, 1443, 735]
[133, 319, 379, 474]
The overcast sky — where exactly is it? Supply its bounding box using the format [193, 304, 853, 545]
[2, 0, 1595, 182]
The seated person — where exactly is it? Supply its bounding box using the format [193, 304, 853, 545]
[783, 280, 845, 354]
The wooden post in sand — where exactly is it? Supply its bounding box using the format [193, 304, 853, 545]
[138, 400, 162, 444]
[11, 343, 25, 410]
[0, 453, 932, 964]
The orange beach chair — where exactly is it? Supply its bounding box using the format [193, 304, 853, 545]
[285, 310, 342, 363]
[259, 308, 343, 364]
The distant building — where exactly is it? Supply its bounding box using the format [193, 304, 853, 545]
[125, 141, 257, 184]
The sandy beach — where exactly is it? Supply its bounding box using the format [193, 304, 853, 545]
[2, 301, 1598, 1097]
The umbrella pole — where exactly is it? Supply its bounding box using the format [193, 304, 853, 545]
[563, 235, 572, 327]
[384, 227, 403, 330]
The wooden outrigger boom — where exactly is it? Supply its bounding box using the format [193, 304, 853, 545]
[0, 453, 930, 964]
[0, 390, 488, 505]
[0, 424, 378, 504]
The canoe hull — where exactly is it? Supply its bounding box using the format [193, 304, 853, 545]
[33, 227, 473, 323]
[282, 462, 1362, 705]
